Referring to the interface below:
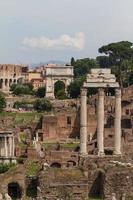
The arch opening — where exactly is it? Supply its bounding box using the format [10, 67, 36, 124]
[89, 171, 104, 199]
[54, 80, 66, 99]
[50, 162, 61, 168]
[26, 179, 38, 198]
[0, 79, 3, 89]
[8, 182, 22, 199]
[5, 79, 8, 87]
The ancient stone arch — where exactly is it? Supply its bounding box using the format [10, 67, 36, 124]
[45, 65, 73, 98]
[8, 182, 22, 199]
[50, 162, 61, 168]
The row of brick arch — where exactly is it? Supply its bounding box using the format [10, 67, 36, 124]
[0, 79, 20, 89]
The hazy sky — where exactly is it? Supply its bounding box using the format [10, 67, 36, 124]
[0, 0, 133, 64]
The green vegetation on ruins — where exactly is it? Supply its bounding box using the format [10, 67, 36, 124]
[26, 161, 41, 177]
[0, 163, 16, 174]
[0, 112, 42, 127]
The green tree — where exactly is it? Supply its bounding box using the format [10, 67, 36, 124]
[67, 77, 85, 98]
[54, 81, 66, 99]
[73, 58, 98, 78]
[71, 57, 75, 66]
[35, 87, 46, 98]
[33, 99, 52, 112]
[98, 41, 133, 88]
[0, 93, 6, 112]
[11, 84, 33, 95]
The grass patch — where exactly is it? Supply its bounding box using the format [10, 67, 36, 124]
[26, 161, 41, 177]
[60, 142, 79, 149]
[0, 112, 42, 126]
[88, 198, 102, 200]
[42, 142, 80, 150]
[42, 142, 55, 150]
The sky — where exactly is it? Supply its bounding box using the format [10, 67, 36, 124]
[0, 0, 133, 64]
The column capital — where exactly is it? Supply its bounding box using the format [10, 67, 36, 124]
[98, 88, 104, 97]
[81, 88, 87, 96]
[115, 88, 121, 97]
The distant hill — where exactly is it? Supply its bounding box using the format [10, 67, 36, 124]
[30, 60, 68, 68]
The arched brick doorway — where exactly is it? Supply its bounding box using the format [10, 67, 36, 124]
[8, 182, 22, 199]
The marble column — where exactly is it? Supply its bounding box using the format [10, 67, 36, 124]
[9, 137, 12, 157]
[97, 88, 105, 156]
[114, 88, 122, 155]
[80, 88, 88, 155]
[4, 136, 8, 157]
[12, 137, 15, 157]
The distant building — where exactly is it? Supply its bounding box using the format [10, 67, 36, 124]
[0, 64, 27, 93]
[31, 78, 46, 90]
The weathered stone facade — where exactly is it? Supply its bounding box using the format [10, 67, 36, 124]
[0, 64, 25, 92]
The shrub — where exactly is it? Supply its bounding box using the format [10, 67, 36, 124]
[35, 86, 46, 98]
[0, 163, 16, 174]
[26, 161, 41, 177]
[33, 99, 52, 112]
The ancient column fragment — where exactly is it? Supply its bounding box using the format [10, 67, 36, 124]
[114, 88, 122, 155]
[80, 88, 87, 156]
[97, 88, 105, 156]
[9, 137, 12, 157]
[4, 136, 8, 157]
[12, 137, 15, 157]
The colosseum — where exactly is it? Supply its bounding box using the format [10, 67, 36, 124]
[0, 64, 25, 92]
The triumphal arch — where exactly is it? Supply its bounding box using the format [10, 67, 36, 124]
[45, 65, 74, 98]
[80, 68, 121, 156]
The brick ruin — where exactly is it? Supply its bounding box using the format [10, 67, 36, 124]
[0, 69, 132, 199]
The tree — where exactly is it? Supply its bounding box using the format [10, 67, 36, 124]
[33, 99, 53, 112]
[54, 81, 66, 99]
[70, 57, 75, 66]
[56, 89, 67, 100]
[96, 56, 113, 68]
[35, 87, 46, 98]
[98, 41, 133, 88]
[0, 93, 6, 112]
[73, 58, 98, 78]
[67, 77, 85, 98]
[11, 84, 33, 95]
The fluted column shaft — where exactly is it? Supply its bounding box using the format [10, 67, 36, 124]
[114, 88, 121, 155]
[80, 88, 87, 155]
[97, 88, 105, 156]
[4, 136, 8, 157]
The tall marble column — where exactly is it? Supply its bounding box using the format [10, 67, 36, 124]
[114, 88, 122, 155]
[97, 88, 105, 156]
[12, 137, 15, 157]
[9, 137, 12, 157]
[80, 88, 87, 156]
[4, 136, 8, 157]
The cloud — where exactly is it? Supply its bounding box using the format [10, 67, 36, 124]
[22, 32, 85, 51]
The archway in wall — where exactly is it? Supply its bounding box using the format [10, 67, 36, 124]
[50, 162, 61, 168]
[54, 80, 66, 99]
[9, 79, 12, 87]
[8, 182, 22, 199]
[89, 171, 104, 199]
[0, 79, 3, 89]
[5, 79, 8, 87]
[26, 179, 38, 198]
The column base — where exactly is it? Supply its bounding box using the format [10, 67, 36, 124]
[113, 152, 122, 156]
[80, 153, 88, 157]
[98, 151, 105, 157]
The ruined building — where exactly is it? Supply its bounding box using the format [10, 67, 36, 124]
[0, 69, 133, 200]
